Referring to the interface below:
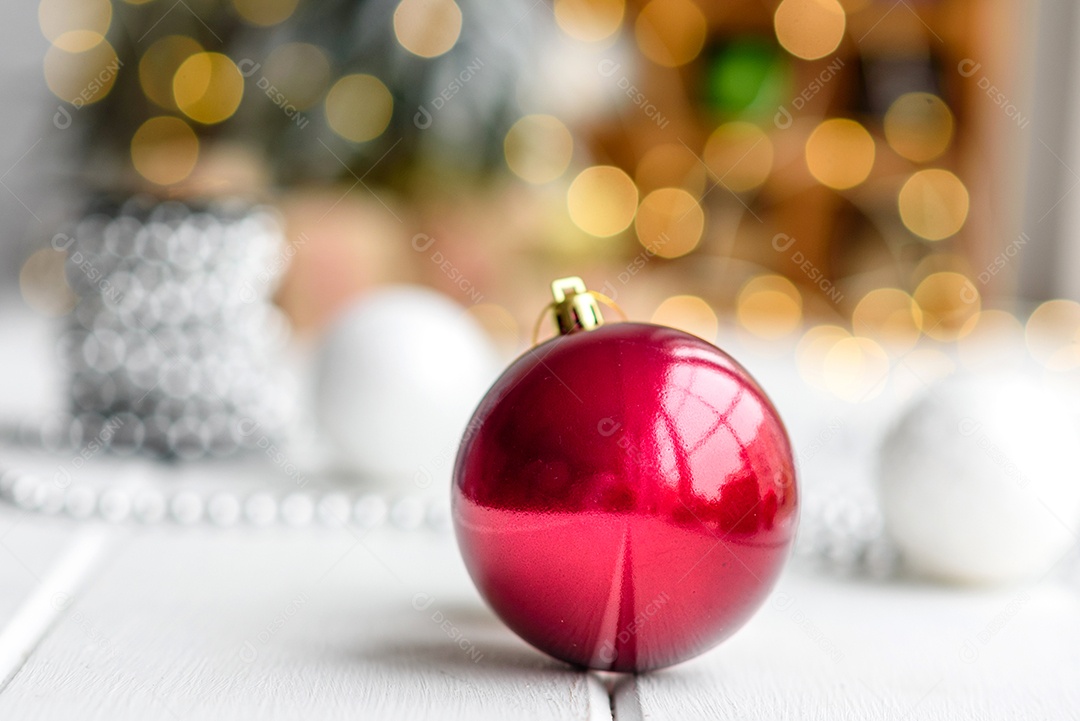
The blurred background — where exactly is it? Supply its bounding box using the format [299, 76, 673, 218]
[3, 0, 1080, 454]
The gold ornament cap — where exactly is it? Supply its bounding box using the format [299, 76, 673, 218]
[551, 277, 604, 335]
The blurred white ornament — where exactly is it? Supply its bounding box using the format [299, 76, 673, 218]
[879, 373, 1080, 584]
[315, 286, 501, 482]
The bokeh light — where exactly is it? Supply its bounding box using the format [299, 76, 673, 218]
[635, 0, 707, 68]
[852, 287, 922, 354]
[466, 303, 521, 354]
[651, 295, 718, 341]
[1026, 299, 1080, 370]
[567, 166, 638, 237]
[774, 0, 846, 61]
[958, 309, 1027, 370]
[796, 324, 850, 389]
[139, 36, 202, 111]
[823, 336, 889, 402]
[913, 271, 980, 341]
[130, 116, 200, 186]
[635, 143, 706, 195]
[44, 37, 120, 105]
[805, 118, 875, 190]
[899, 169, 970, 241]
[232, 0, 300, 26]
[19, 249, 76, 317]
[263, 43, 332, 111]
[325, 74, 394, 143]
[555, 0, 624, 43]
[884, 92, 954, 163]
[504, 115, 574, 185]
[173, 52, 244, 125]
[737, 275, 803, 340]
[703, 122, 774, 192]
[393, 0, 463, 58]
[39, 0, 111, 52]
[634, 188, 704, 258]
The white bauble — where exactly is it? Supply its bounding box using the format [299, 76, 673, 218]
[878, 372, 1080, 584]
[315, 287, 501, 482]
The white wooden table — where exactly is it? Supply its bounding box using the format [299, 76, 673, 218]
[1, 304, 1078, 719]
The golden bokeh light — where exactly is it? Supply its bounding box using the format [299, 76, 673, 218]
[140, 35, 203, 110]
[958, 309, 1026, 370]
[567, 166, 639, 237]
[130, 116, 200, 186]
[892, 347, 955, 396]
[1025, 299, 1080, 370]
[504, 115, 574, 184]
[635, 0, 707, 68]
[555, 0, 625, 43]
[19, 249, 76, 317]
[884, 92, 954, 163]
[635, 143, 706, 195]
[393, 0, 463, 58]
[263, 43, 332, 110]
[898, 169, 969, 241]
[44, 37, 120, 105]
[703, 122, 774, 193]
[805, 118, 875, 190]
[824, 336, 889, 402]
[173, 52, 244, 125]
[796, 324, 850, 389]
[232, 0, 300, 26]
[774, 0, 846, 61]
[852, 287, 922, 354]
[651, 295, 718, 341]
[737, 275, 803, 340]
[39, 0, 111, 52]
[325, 74, 394, 143]
[912, 271, 980, 341]
[634, 188, 704, 259]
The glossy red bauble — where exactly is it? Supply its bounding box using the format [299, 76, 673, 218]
[452, 322, 798, 672]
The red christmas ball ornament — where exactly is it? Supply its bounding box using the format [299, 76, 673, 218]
[453, 278, 798, 672]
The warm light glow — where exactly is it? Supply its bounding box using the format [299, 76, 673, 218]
[635, 0, 707, 68]
[1026, 299, 1080, 370]
[774, 0, 846, 61]
[567, 166, 639, 237]
[899, 169, 969, 241]
[913, 271, 980, 341]
[737, 275, 803, 340]
[651, 295, 718, 341]
[232, 0, 300, 27]
[466, 304, 520, 352]
[131, 116, 200, 186]
[325, 74, 394, 143]
[635, 143, 706, 195]
[884, 92, 954, 163]
[823, 336, 889, 402]
[703, 122, 774, 192]
[173, 52, 244, 125]
[555, 0, 624, 43]
[140, 35, 203, 110]
[958, 309, 1026, 370]
[504, 115, 574, 184]
[635, 188, 704, 259]
[805, 118, 875, 190]
[852, 287, 922, 353]
[39, 0, 111, 52]
[263, 43, 332, 110]
[19, 249, 76, 317]
[44, 37, 119, 105]
[796, 324, 850, 389]
[393, 0, 463, 58]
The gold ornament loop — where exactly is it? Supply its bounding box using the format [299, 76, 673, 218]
[531, 277, 628, 346]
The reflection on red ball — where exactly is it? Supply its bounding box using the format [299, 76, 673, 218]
[453, 323, 798, 672]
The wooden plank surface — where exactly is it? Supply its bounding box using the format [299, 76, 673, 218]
[0, 525, 610, 721]
[615, 569, 1080, 720]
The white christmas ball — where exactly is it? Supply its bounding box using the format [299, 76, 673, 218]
[315, 287, 501, 482]
[878, 372, 1080, 584]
